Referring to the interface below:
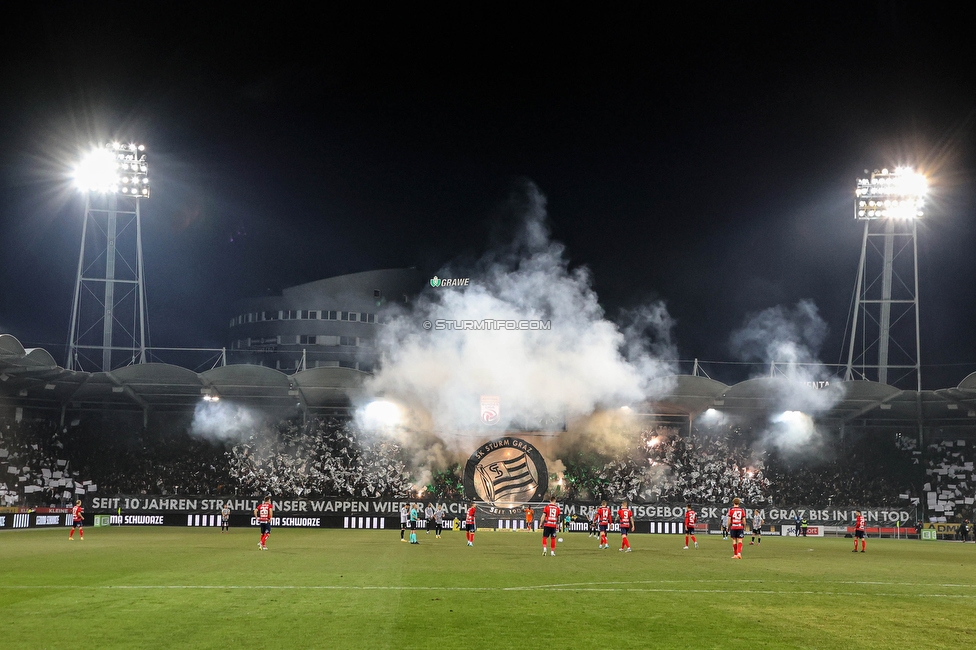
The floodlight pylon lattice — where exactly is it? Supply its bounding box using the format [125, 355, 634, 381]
[844, 167, 924, 391]
[66, 143, 150, 372]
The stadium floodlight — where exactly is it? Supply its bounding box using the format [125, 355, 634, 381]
[72, 142, 150, 198]
[846, 163, 925, 402]
[67, 139, 151, 375]
[854, 167, 926, 220]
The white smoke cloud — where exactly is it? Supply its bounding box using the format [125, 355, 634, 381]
[729, 300, 845, 453]
[356, 183, 677, 489]
[190, 400, 261, 442]
[365, 183, 676, 437]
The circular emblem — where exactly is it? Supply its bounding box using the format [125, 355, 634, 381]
[463, 437, 548, 508]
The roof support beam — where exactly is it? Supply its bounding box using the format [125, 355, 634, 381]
[105, 371, 150, 426]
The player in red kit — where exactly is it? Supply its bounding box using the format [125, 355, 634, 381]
[852, 511, 866, 553]
[465, 502, 477, 546]
[728, 497, 746, 559]
[616, 500, 633, 552]
[254, 495, 273, 550]
[68, 500, 84, 540]
[596, 500, 612, 549]
[541, 496, 561, 556]
[683, 504, 698, 549]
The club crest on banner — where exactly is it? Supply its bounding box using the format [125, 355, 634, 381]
[463, 437, 548, 508]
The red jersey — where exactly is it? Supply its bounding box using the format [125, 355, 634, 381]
[596, 506, 612, 525]
[854, 514, 865, 531]
[728, 506, 746, 530]
[684, 509, 697, 527]
[465, 506, 476, 525]
[542, 503, 561, 527]
[255, 502, 273, 522]
[617, 508, 633, 528]
[72, 505, 84, 523]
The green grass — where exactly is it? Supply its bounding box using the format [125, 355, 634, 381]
[1, 527, 974, 649]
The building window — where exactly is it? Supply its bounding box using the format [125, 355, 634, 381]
[299, 335, 317, 345]
[373, 290, 381, 298]
[339, 359, 356, 369]
[339, 336, 356, 346]
[343, 312, 358, 322]
[321, 310, 338, 321]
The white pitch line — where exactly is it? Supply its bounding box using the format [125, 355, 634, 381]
[1, 585, 975, 598]
[503, 579, 976, 590]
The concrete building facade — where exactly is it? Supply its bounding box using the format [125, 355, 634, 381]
[227, 268, 423, 372]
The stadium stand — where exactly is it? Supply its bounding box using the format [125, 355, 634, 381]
[924, 438, 976, 519]
[0, 418, 94, 506]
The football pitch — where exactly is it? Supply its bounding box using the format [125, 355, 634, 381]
[1, 527, 973, 649]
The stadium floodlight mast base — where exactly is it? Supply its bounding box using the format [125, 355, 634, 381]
[843, 167, 925, 441]
[66, 142, 151, 372]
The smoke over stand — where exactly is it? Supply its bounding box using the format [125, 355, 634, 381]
[358, 182, 678, 487]
[729, 299, 846, 454]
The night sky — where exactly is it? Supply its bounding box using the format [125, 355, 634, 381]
[1, 4, 973, 388]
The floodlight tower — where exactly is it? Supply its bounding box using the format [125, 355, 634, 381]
[844, 167, 926, 390]
[67, 142, 151, 372]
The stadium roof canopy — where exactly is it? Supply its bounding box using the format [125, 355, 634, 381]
[642, 374, 976, 431]
[2, 333, 975, 430]
[0, 334, 365, 415]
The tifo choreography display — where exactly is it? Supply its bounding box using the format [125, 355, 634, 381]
[0, 414, 949, 513]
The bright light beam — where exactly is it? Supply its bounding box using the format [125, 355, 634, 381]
[73, 147, 119, 193]
[361, 400, 403, 430]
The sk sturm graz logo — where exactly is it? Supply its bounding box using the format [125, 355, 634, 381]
[463, 437, 548, 508]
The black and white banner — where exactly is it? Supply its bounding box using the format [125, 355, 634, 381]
[83, 496, 916, 530]
[0, 512, 74, 529]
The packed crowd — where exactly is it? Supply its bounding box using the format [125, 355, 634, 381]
[0, 414, 952, 510]
[565, 426, 769, 504]
[762, 431, 922, 507]
[0, 419, 94, 507]
[226, 418, 412, 498]
[923, 437, 976, 521]
[566, 424, 922, 507]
